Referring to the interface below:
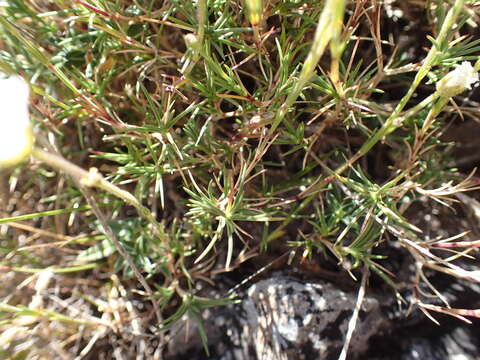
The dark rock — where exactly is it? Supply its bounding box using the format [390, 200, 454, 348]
[237, 276, 384, 360]
[166, 275, 385, 360]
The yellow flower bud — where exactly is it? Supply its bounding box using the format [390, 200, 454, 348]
[0, 75, 33, 166]
[245, 0, 263, 26]
[436, 61, 479, 98]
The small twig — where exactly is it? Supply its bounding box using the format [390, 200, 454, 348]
[31, 147, 164, 325]
[338, 264, 369, 360]
[79, 185, 163, 325]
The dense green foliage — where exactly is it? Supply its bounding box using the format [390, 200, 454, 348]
[1, 0, 480, 357]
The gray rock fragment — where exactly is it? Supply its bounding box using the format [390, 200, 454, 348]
[165, 275, 386, 360]
[238, 276, 384, 360]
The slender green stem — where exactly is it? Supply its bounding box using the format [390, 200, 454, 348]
[197, 0, 206, 45]
[422, 97, 450, 133]
[2, 263, 98, 273]
[270, 0, 346, 133]
[387, 0, 465, 121]
[31, 147, 167, 242]
[268, 0, 466, 242]
[31, 147, 167, 324]
[329, 0, 347, 97]
[304, 0, 466, 197]
[401, 93, 440, 120]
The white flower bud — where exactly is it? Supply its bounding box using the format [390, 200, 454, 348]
[184, 33, 201, 52]
[0, 75, 33, 166]
[436, 61, 479, 98]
